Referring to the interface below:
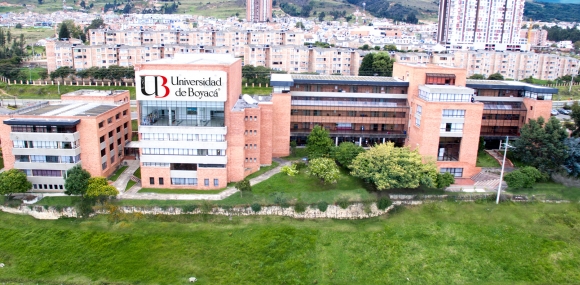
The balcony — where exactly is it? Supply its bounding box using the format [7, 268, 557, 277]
[290, 128, 406, 138]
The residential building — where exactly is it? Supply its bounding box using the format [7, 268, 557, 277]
[246, 0, 272, 23]
[0, 90, 132, 192]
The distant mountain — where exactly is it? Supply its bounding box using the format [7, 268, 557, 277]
[524, 1, 580, 22]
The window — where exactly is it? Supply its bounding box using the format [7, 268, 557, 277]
[149, 177, 155, 185]
[116, 113, 120, 120]
[442, 109, 466, 118]
[109, 144, 114, 151]
[159, 177, 164, 185]
[204, 179, 209, 186]
[100, 136, 105, 143]
[214, 179, 219, 186]
[116, 126, 121, 133]
[109, 131, 114, 138]
[99, 121, 104, 128]
[438, 138, 461, 161]
[102, 162, 107, 170]
[111, 156, 115, 163]
[415, 105, 422, 127]
[123, 110, 127, 116]
[101, 149, 106, 156]
[440, 123, 464, 133]
[107, 117, 113, 124]
[440, 168, 463, 177]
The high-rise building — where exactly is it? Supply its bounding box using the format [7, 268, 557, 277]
[246, 0, 272, 23]
[437, 0, 525, 51]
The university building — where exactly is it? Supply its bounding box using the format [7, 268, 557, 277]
[0, 90, 132, 192]
[271, 62, 556, 180]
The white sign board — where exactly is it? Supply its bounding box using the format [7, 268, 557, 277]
[136, 70, 227, 102]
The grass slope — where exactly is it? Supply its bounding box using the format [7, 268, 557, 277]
[476, 151, 500, 167]
[109, 165, 128, 181]
[1, 202, 580, 284]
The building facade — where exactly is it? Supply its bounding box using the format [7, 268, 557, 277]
[246, 0, 272, 23]
[437, 0, 525, 51]
[134, 54, 289, 189]
[0, 90, 132, 192]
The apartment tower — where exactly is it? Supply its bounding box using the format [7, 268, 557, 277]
[437, 0, 526, 51]
[246, 0, 272, 22]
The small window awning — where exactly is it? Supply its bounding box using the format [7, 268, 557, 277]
[426, 73, 456, 78]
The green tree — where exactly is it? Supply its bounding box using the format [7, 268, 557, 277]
[468, 74, 486, 79]
[564, 137, 580, 177]
[290, 140, 297, 155]
[308, 157, 340, 184]
[318, 11, 326, 22]
[503, 166, 543, 189]
[331, 142, 364, 168]
[295, 21, 305, 30]
[306, 125, 334, 159]
[64, 165, 91, 196]
[435, 172, 455, 189]
[235, 178, 251, 197]
[80, 0, 86, 8]
[0, 169, 31, 196]
[351, 142, 438, 190]
[15, 24, 22, 29]
[360, 44, 370, 50]
[85, 177, 119, 200]
[358, 52, 395, 76]
[58, 23, 70, 39]
[38, 69, 48, 80]
[511, 116, 569, 174]
[487, 73, 504, 80]
[384, 44, 397, 51]
[570, 101, 580, 137]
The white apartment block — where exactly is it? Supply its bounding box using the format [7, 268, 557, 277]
[437, 0, 525, 51]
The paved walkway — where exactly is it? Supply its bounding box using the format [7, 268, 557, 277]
[117, 158, 291, 201]
[111, 160, 140, 193]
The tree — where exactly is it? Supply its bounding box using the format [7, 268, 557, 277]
[360, 44, 370, 50]
[511, 116, 569, 174]
[85, 177, 118, 200]
[295, 21, 305, 30]
[15, 24, 22, 29]
[487, 73, 504, 80]
[318, 11, 326, 22]
[384, 44, 397, 51]
[38, 69, 48, 80]
[350, 142, 438, 190]
[358, 52, 395, 76]
[80, 0, 86, 8]
[58, 23, 70, 39]
[405, 13, 418, 24]
[331, 142, 364, 168]
[64, 165, 91, 196]
[235, 178, 251, 197]
[435, 172, 455, 189]
[308, 157, 340, 184]
[503, 166, 543, 189]
[570, 101, 580, 137]
[306, 125, 334, 159]
[0, 169, 31, 196]
[38, 0, 43, 4]
[290, 140, 297, 155]
[564, 137, 580, 177]
[468, 74, 486, 79]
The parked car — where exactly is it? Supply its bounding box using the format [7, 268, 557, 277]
[558, 109, 567, 115]
[551, 109, 559, 116]
[563, 109, 572, 115]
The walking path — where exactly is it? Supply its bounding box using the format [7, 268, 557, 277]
[117, 158, 291, 201]
[111, 160, 140, 193]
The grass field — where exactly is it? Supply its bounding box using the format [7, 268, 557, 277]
[1, 84, 136, 100]
[476, 151, 500, 167]
[241, 86, 272, 95]
[507, 182, 580, 201]
[282, 147, 308, 160]
[125, 180, 136, 191]
[1, 202, 580, 284]
[131, 119, 138, 132]
[133, 167, 141, 179]
[244, 161, 279, 180]
[109, 166, 128, 182]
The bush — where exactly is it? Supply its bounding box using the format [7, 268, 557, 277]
[293, 161, 307, 171]
[281, 164, 299, 176]
[436, 172, 455, 189]
[294, 200, 306, 213]
[336, 197, 349, 209]
[250, 203, 262, 212]
[200, 201, 214, 213]
[181, 205, 197, 213]
[317, 201, 328, 212]
[504, 166, 544, 188]
[377, 196, 393, 210]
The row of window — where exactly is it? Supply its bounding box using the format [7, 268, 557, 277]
[16, 155, 80, 164]
[291, 110, 406, 117]
[244, 116, 258, 121]
[415, 105, 422, 127]
[440, 168, 463, 178]
[141, 133, 225, 142]
[22, 169, 64, 177]
[98, 110, 128, 128]
[13, 140, 80, 149]
[245, 130, 258, 136]
[142, 148, 225, 156]
[33, 184, 64, 190]
[419, 90, 472, 102]
[442, 109, 465, 118]
[11, 125, 77, 133]
[246, 158, 258, 163]
[165, 177, 219, 186]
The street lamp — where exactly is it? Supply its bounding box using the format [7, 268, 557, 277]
[28, 65, 32, 84]
[496, 136, 515, 204]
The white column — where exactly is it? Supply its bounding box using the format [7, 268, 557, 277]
[168, 107, 172, 126]
[359, 137, 362, 146]
[335, 137, 338, 146]
[383, 138, 385, 143]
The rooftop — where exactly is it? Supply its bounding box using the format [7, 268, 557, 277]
[271, 74, 408, 87]
[61, 89, 127, 97]
[466, 80, 558, 93]
[18, 102, 118, 117]
[144, 53, 240, 65]
[232, 95, 272, 111]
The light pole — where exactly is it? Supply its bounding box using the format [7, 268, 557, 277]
[28, 65, 32, 84]
[496, 136, 515, 204]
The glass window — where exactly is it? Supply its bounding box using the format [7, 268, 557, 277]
[204, 179, 209, 186]
[214, 179, 219, 186]
[159, 177, 164, 185]
[149, 177, 155, 185]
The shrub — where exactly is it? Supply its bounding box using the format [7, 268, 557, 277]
[281, 164, 299, 176]
[181, 205, 197, 213]
[436, 172, 455, 189]
[376, 196, 392, 210]
[54, 205, 64, 212]
[251, 203, 262, 212]
[294, 200, 306, 213]
[336, 197, 349, 209]
[504, 166, 543, 188]
[200, 201, 214, 213]
[317, 201, 328, 212]
[293, 161, 307, 171]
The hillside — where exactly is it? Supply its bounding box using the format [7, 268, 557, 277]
[524, 1, 580, 22]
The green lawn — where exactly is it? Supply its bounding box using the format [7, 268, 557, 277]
[133, 167, 141, 179]
[507, 182, 580, 201]
[108, 166, 128, 182]
[35, 196, 81, 207]
[1, 202, 580, 284]
[242, 86, 273, 95]
[1, 84, 136, 100]
[138, 188, 225, 195]
[282, 147, 308, 160]
[125, 180, 136, 191]
[131, 119, 138, 132]
[245, 161, 279, 180]
[476, 151, 500, 167]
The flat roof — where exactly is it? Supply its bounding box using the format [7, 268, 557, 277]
[4, 118, 80, 126]
[466, 79, 558, 94]
[18, 103, 117, 117]
[144, 53, 239, 65]
[419, 85, 475, 94]
[61, 90, 127, 97]
[271, 74, 409, 87]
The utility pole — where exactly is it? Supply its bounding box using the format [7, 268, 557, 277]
[570, 73, 575, 93]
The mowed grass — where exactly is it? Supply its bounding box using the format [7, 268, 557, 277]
[245, 161, 279, 180]
[124, 180, 136, 191]
[476, 151, 500, 167]
[108, 165, 128, 182]
[1, 84, 136, 100]
[507, 182, 580, 201]
[1, 202, 580, 284]
[242, 86, 272, 95]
